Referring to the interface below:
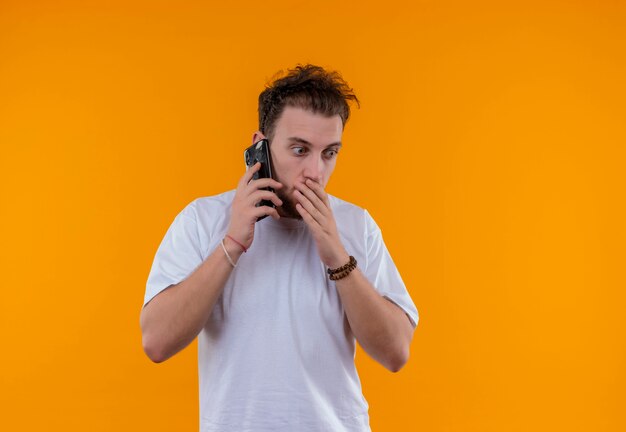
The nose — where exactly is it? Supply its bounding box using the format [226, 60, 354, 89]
[303, 153, 324, 183]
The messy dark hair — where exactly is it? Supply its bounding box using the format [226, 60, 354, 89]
[258, 64, 360, 140]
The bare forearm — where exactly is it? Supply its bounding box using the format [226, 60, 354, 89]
[140, 240, 242, 363]
[335, 267, 414, 372]
[291, 179, 414, 371]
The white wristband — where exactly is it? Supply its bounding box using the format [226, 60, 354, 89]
[220, 238, 237, 268]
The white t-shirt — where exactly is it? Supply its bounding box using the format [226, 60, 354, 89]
[144, 190, 419, 432]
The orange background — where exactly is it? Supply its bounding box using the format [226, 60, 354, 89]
[1, 0, 624, 431]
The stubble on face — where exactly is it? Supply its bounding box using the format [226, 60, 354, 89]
[275, 186, 302, 219]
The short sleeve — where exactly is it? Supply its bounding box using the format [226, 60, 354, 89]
[363, 210, 419, 328]
[143, 204, 204, 308]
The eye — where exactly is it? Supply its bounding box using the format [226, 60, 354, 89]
[292, 147, 307, 156]
[324, 149, 339, 159]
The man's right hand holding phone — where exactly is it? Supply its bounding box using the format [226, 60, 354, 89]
[225, 162, 283, 256]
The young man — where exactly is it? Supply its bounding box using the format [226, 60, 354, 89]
[140, 64, 419, 432]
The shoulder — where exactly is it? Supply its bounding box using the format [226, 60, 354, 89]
[174, 190, 236, 236]
[179, 190, 236, 218]
[328, 194, 379, 236]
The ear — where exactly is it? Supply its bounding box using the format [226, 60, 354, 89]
[252, 131, 266, 144]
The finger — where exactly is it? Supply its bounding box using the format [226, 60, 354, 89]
[294, 189, 324, 226]
[250, 190, 283, 207]
[254, 205, 280, 221]
[304, 179, 330, 207]
[240, 162, 262, 187]
[295, 182, 328, 217]
[247, 177, 283, 191]
[295, 202, 318, 227]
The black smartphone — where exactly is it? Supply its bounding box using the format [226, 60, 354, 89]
[244, 138, 275, 221]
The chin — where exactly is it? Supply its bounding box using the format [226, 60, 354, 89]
[276, 189, 301, 219]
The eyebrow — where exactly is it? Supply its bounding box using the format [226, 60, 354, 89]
[287, 136, 342, 149]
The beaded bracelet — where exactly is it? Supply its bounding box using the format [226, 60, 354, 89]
[328, 256, 357, 281]
[327, 256, 357, 275]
